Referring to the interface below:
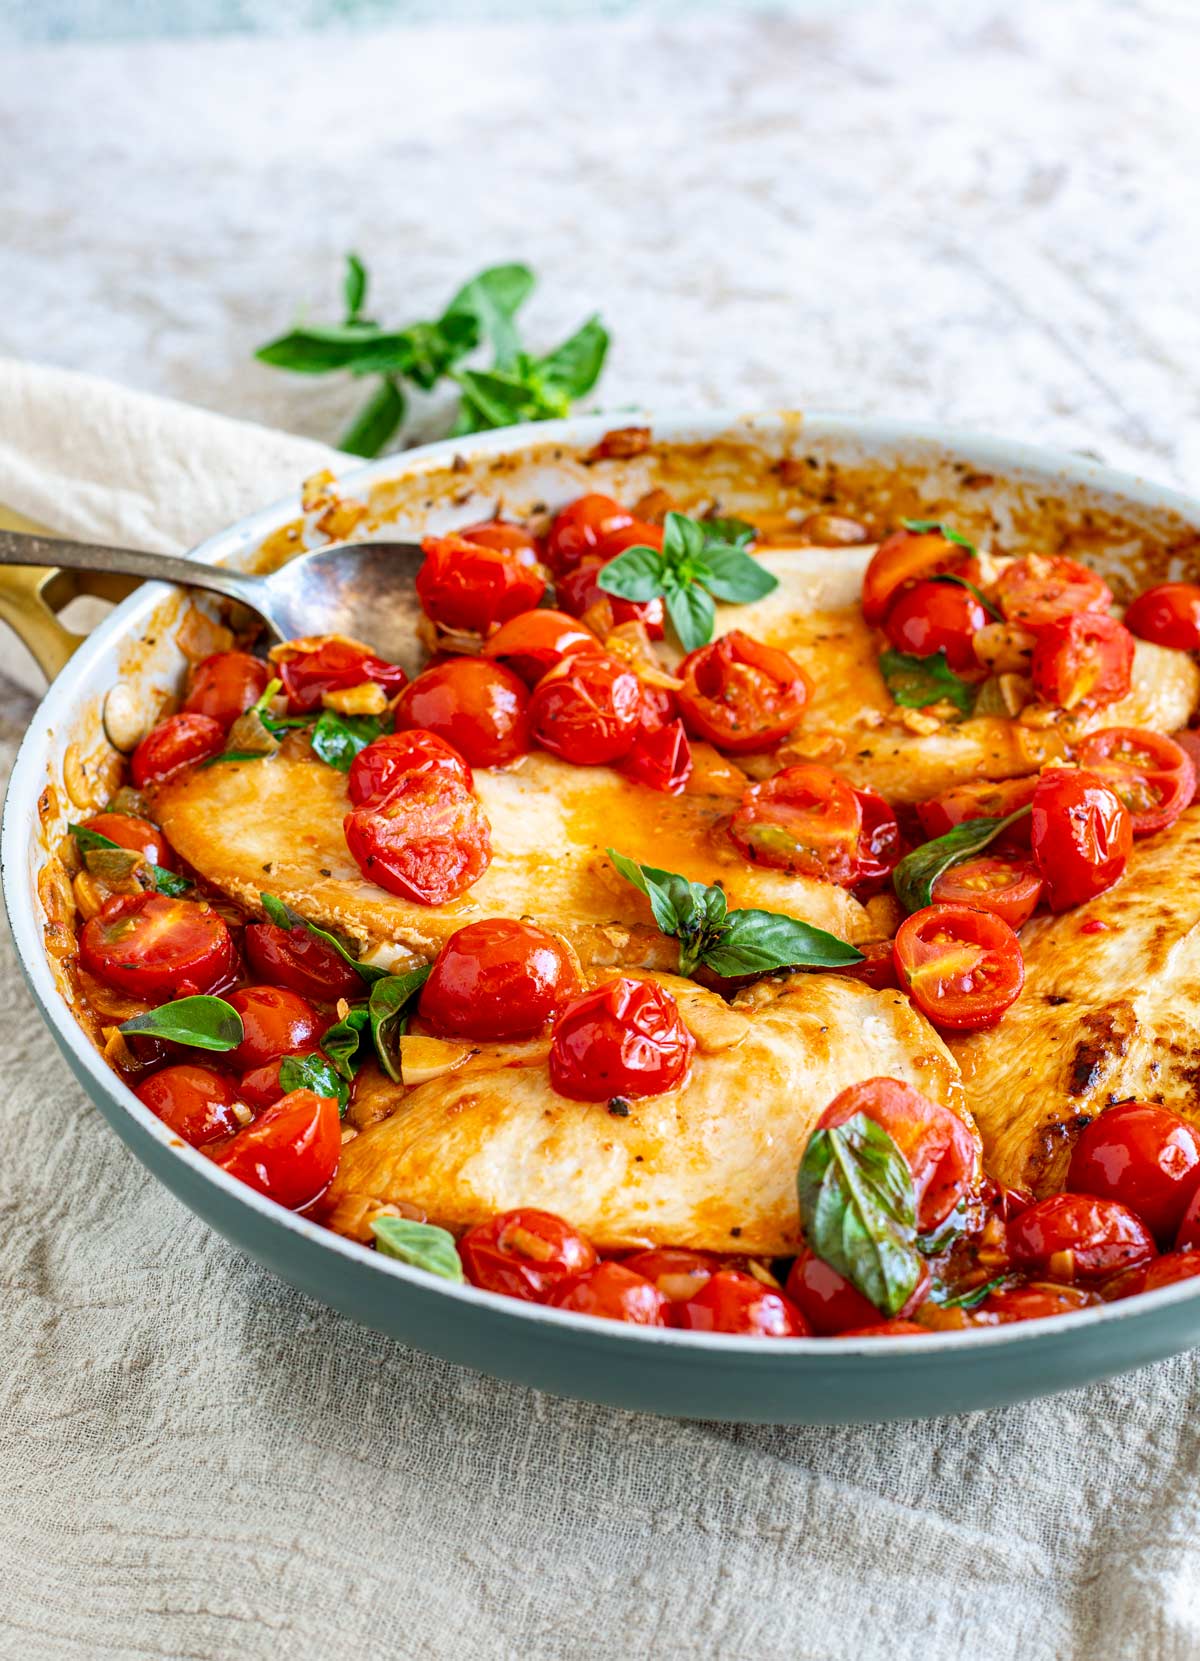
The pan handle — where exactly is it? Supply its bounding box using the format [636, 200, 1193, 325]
[0, 507, 137, 680]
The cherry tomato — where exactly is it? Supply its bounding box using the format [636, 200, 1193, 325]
[224, 985, 324, 1072]
[419, 919, 582, 1041]
[622, 719, 694, 795]
[818, 1076, 979, 1231]
[528, 653, 642, 766]
[78, 892, 235, 998]
[1067, 1101, 1200, 1244]
[785, 1249, 879, 1335]
[675, 1269, 810, 1337]
[837, 939, 899, 991]
[278, 639, 407, 714]
[861, 528, 978, 626]
[840, 1320, 928, 1337]
[243, 920, 363, 1003]
[633, 680, 678, 737]
[931, 856, 1043, 928]
[394, 659, 530, 769]
[238, 1059, 288, 1111]
[545, 1261, 668, 1325]
[1075, 728, 1196, 837]
[1141, 1250, 1200, 1293]
[210, 1088, 341, 1210]
[894, 903, 1024, 1031]
[480, 608, 600, 685]
[883, 579, 987, 673]
[621, 1247, 720, 1303]
[1170, 729, 1200, 805]
[343, 776, 492, 905]
[549, 977, 695, 1101]
[459, 1208, 598, 1302]
[980, 1283, 1097, 1322]
[1030, 613, 1134, 709]
[994, 555, 1112, 630]
[347, 729, 472, 807]
[1123, 582, 1200, 651]
[676, 630, 811, 754]
[1177, 1185, 1200, 1251]
[182, 651, 270, 729]
[853, 788, 902, 890]
[915, 776, 1037, 842]
[415, 532, 546, 634]
[558, 557, 666, 637]
[730, 764, 863, 884]
[135, 1063, 243, 1147]
[544, 493, 633, 575]
[1030, 768, 1132, 911]
[456, 518, 541, 558]
[1007, 1192, 1156, 1281]
[131, 712, 225, 787]
[80, 811, 173, 869]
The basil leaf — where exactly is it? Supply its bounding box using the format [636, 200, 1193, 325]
[607, 849, 717, 941]
[371, 1216, 464, 1282]
[929, 571, 1003, 622]
[701, 908, 863, 977]
[536, 315, 609, 399]
[878, 648, 976, 717]
[343, 251, 368, 321]
[698, 545, 779, 604]
[339, 376, 406, 458]
[661, 510, 710, 571]
[451, 366, 552, 430]
[664, 580, 716, 652]
[444, 262, 535, 369]
[119, 995, 243, 1052]
[797, 1112, 922, 1316]
[278, 1051, 350, 1115]
[254, 321, 391, 374]
[701, 516, 756, 549]
[201, 749, 277, 768]
[891, 805, 1032, 913]
[368, 967, 433, 1083]
[309, 709, 385, 771]
[596, 545, 664, 602]
[259, 892, 390, 983]
[69, 822, 121, 856]
[901, 518, 979, 555]
[928, 1273, 1014, 1311]
[321, 1005, 371, 1080]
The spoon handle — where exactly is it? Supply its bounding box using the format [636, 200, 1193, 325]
[0, 528, 264, 609]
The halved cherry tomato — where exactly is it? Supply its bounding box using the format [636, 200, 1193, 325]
[394, 659, 530, 769]
[459, 1209, 598, 1302]
[837, 939, 899, 991]
[415, 532, 546, 634]
[784, 1249, 879, 1335]
[224, 985, 324, 1072]
[549, 977, 694, 1101]
[131, 712, 225, 787]
[277, 639, 407, 714]
[456, 518, 541, 558]
[676, 631, 811, 754]
[852, 787, 902, 890]
[621, 1247, 719, 1303]
[558, 557, 666, 637]
[633, 680, 677, 737]
[1030, 613, 1134, 709]
[1007, 1192, 1156, 1281]
[210, 1088, 341, 1210]
[347, 729, 472, 806]
[135, 1063, 243, 1147]
[545, 1261, 668, 1325]
[238, 1059, 288, 1111]
[528, 653, 642, 766]
[861, 528, 978, 626]
[183, 651, 270, 729]
[818, 1076, 980, 1231]
[419, 919, 582, 1041]
[1141, 1250, 1200, 1293]
[343, 776, 492, 904]
[80, 811, 173, 869]
[1030, 768, 1132, 911]
[78, 892, 235, 998]
[1075, 728, 1196, 837]
[893, 903, 1025, 1031]
[675, 1269, 810, 1337]
[980, 1283, 1097, 1322]
[622, 718, 693, 795]
[1123, 582, 1200, 651]
[915, 776, 1037, 842]
[994, 555, 1112, 630]
[1067, 1101, 1200, 1245]
[1170, 729, 1200, 805]
[544, 493, 633, 575]
[480, 609, 600, 685]
[730, 764, 863, 884]
[931, 856, 1043, 928]
[243, 921, 363, 1002]
[883, 579, 987, 673]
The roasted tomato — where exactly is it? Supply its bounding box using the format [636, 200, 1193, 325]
[277, 639, 407, 714]
[210, 1088, 341, 1210]
[238, 1059, 289, 1111]
[882, 579, 987, 673]
[676, 630, 811, 754]
[1030, 768, 1132, 911]
[852, 788, 902, 890]
[1030, 613, 1134, 709]
[675, 1269, 810, 1337]
[621, 1247, 720, 1303]
[730, 764, 863, 885]
[558, 556, 666, 637]
[915, 775, 1037, 842]
[1074, 728, 1196, 837]
[837, 939, 899, 991]
[784, 1249, 879, 1335]
[182, 651, 270, 729]
[633, 680, 677, 737]
[549, 977, 694, 1101]
[528, 653, 642, 766]
[622, 719, 693, 795]
[861, 528, 978, 625]
[455, 518, 541, 558]
[78, 892, 235, 998]
[415, 531, 546, 634]
[347, 729, 472, 806]
[1177, 1186, 1200, 1251]
[930, 856, 1043, 928]
[459, 1208, 597, 1302]
[80, 811, 173, 869]
[135, 1063, 244, 1147]
[980, 1283, 1097, 1323]
[480, 609, 599, 686]
[994, 555, 1112, 630]
[419, 919, 583, 1041]
[893, 903, 1025, 1031]
[1067, 1102, 1200, 1245]
[343, 775, 492, 904]
[243, 920, 363, 1002]
[1141, 1251, 1200, 1293]
[840, 1320, 928, 1337]
[224, 985, 324, 1073]
[818, 1076, 979, 1231]
[1007, 1193, 1156, 1281]
[545, 1261, 668, 1325]
[544, 493, 633, 575]
[130, 712, 225, 786]
[395, 659, 530, 769]
[1123, 582, 1200, 651]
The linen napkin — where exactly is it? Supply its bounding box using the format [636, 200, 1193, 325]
[3, 358, 1199, 1661]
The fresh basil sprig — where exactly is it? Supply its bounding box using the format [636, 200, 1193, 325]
[901, 517, 979, 555]
[796, 1111, 923, 1316]
[452, 317, 610, 436]
[608, 850, 862, 977]
[260, 892, 390, 984]
[310, 709, 387, 772]
[370, 1216, 464, 1283]
[597, 511, 777, 652]
[891, 805, 1033, 914]
[69, 822, 193, 898]
[878, 648, 976, 717]
[119, 995, 243, 1051]
[368, 967, 433, 1083]
[278, 1052, 350, 1115]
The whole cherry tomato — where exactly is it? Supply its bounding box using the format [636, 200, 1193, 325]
[210, 1088, 341, 1210]
[244, 920, 363, 1003]
[79, 892, 235, 998]
[343, 776, 492, 904]
[545, 1261, 668, 1325]
[459, 1208, 597, 1302]
[419, 919, 583, 1041]
[544, 493, 633, 575]
[915, 775, 1036, 842]
[1007, 1192, 1157, 1281]
[347, 730, 472, 806]
[840, 1320, 928, 1337]
[1075, 728, 1196, 837]
[1141, 1250, 1200, 1293]
[480, 609, 600, 685]
[1123, 582, 1200, 651]
[277, 639, 407, 714]
[528, 653, 642, 766]
[621, 1247, 720, 1303]
[225, 985, 324, 1072]
[852, 787, 902, 891]
[1177, 1185, 1200, 1251]
[730, 764, 863, 884]
[135, 1063, 243, 1147]
[1067, 1101, 1200, 1244]
[394, 659, 530, 769]
[980, 1282, 1097, 1322]
[80, 811, 173, 869]
[622, 718, 694, 795]
[785, 1248, 879, 1335]
[558, 557, 666, 637]
[549, 977, 695, 1101]
[882, 579, 987, 673]
[675, 1269, 810, 1336]
[131, 712, 226, 787]
[183, 651, 270, 729]
[239, 1059, 288, 1111]
[837, 939, 899, 991]
[1030, 613, 1134, 709]
[415, 532, 546, 634]
[817, 1075, 979, 1231]
[455, 518, 541, 558]
[861, 528, 979, 626]
[994, 555, 1112, 630]
[893, 903, 1025, 1031]
[676, 630, 811, 754]
[1030, 768, 1132, 911]
[931, 856, 1043, 928]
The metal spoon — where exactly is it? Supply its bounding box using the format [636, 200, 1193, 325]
[0, 527, 427, 671]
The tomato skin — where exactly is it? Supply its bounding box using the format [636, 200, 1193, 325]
[837, 939, 899, 992]
[861, 529, 976, 626]
[730, 764, 863, 885]
[818, 1076, 980, 1232]
[1170, 730, 1200, 805]
[243, 920, 363, 1002]
[558, 557, 666, 637]
[1030, 613, 1134, 710]
[1030, 768, 1132, 911]
[852, 788, 902, 891]
[1141, 1250, 1200, 1293]
[210, 1088, 341, 1210]
[1067, 1102, 1200, 1244]
[78, 892, 235, 998]
[131, 712, 226, 786]
[1177, 1186, 1200, 1251]
[224, 985, 324, 1072]
[1075, 728, 1196, 837]
[238, 1059, 288, 1111]
[994, 555, 1112, 630]
[277, 639, 407, 714]
[785, 1249, 879, 1335]
[621, 1247, 720, 1303]
[347, 730, 472, 806]
[456, 518, 541, 559]
[676, 630, 811, 754]
[183, 651, 270, 729]
[549, 977, 695, 1102]
[1007, 1192, 1157, 1281]
[544, 493, 633, 575]
[883, 580, 987, 673]
[893, 903, 1025, 1032]
[931, 856, 1043, 928]
[980, 1283, 1097, 1322]
[394, 659, 530, 769]
[343, 775, 492, 905]
[545, 1261, 668, 1325]
[622, 718, 693, 795]
[840, 1320, 928, 1337]
[1123, 582, 1200, 651]
[675, 1269, 810, 1337]
[415, 532, 546, 634]
[480, 609, 600, 686]
[419, 919, 583, 1041]
[915, 776, 1037, 842]
[135, 1063, 243, 1147]
[459, 1208, 598, 1302]
[528, 653, 642, 766]
[80, 811, 173, 869]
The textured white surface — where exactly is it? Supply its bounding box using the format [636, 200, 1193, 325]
[4, 5, 1200, 1659]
